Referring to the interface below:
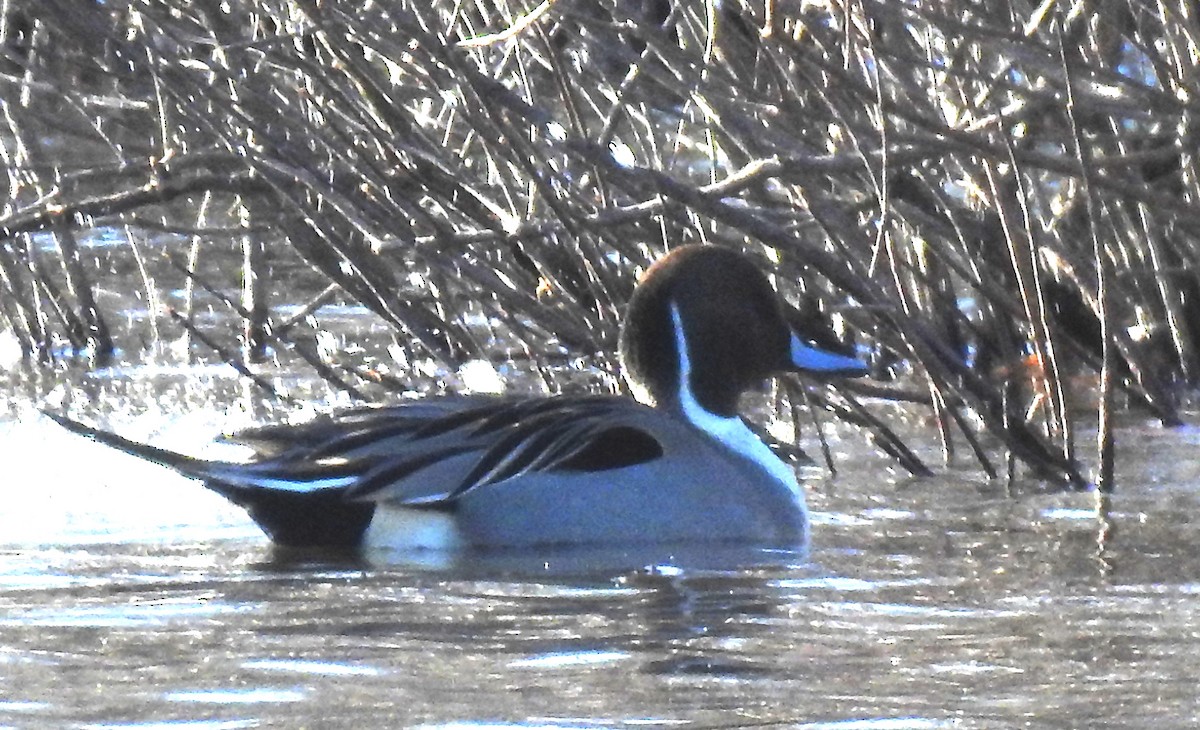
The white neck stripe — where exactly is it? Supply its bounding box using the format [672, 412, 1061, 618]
[669, 302, 804, 503]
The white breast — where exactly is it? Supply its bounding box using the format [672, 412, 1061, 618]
[669, 302, 805, 505]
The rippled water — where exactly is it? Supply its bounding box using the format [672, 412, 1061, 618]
[3, 407, 1200, 728]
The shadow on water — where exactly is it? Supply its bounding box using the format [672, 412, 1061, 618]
[248, 541, 821, 684]
[260, 541, 809, 582]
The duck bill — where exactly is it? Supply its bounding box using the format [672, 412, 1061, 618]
[789, 333, 869, 378]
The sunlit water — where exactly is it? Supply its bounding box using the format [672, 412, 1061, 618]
[3, 399, 1200, 728]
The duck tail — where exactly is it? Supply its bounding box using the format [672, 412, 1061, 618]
[45, 412, 376, 547]
[44, 412, 208, 477]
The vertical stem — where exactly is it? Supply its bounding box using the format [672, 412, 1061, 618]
[1057, 11, 1114, 491]
[121, 224, 161, 350]
[19, 234, 51, 358]
[242, 235, 269, 364]
[55, 224, 113, 362]
[1094, 488, 1115, 576]
[239, 196, 269, 364]
[180, 191, 212, 358]
[984, 121, 1073, 466]
[0, 239, 44, 358]
[1096, 236, 1115, 492]
[928, 378, 953, 466]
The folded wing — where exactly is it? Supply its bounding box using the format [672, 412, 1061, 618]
[50, 395, 668, 509]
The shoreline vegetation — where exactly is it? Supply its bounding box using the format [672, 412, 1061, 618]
[2, 1, 1199, 488]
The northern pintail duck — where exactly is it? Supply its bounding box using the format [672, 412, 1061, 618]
[50, 245, 868, 551]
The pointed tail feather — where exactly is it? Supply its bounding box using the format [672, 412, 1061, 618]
[44, 412, 209, 477]
[45, 412, 375, 547]
[45, 412, 357, 493]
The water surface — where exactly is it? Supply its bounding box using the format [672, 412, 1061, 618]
[2, 410, 1199, 728]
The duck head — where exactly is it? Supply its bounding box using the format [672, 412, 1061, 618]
[619, 245, 867, 418]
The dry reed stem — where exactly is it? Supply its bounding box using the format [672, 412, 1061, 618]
[1, 0, 1197, 484]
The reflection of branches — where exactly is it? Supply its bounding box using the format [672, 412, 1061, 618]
[2, 0, 1199, 485]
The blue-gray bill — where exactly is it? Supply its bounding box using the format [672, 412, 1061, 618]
[789, 333, 869, 378]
